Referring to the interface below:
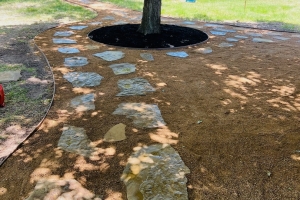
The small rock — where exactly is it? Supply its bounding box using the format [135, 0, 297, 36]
[69, 25, 88, 30]
[194, 47, 213, 54]
[166, 51, 188, 58]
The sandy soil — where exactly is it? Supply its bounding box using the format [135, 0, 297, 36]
[0, 0, 300, 199]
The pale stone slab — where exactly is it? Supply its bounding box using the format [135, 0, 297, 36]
[69, 25, 88, 30]
[26, 178, 101, 200]
[117, 77, 156, 97]
[113, 103, 166, 128]
[0, 70, 21, 82]
[140, 53, 154, 61]
[63, 72, 103, 87]
[58, 125, 94, 157]
[185, 25, 204, 29]
[210, 31, 227, 36]
[226, 37, 239, 42]
[113, 21, 127, 25]
[234, 35, 248, 39]
[246, 32, 263, 37]
[58, 47, 80, 54]
[54, 31, 74, 37]
[121, 144, 190, 200]
[291, 34, 300, 38]
[94, 51, 125, 61]
[273, 36, 290, 41]
[214, 28, 236, 33]
[64, 57, 88, 67]
[194, 47, 213, 54]
[102, 16, 115, 20]
[53, 38, 76, 44]
[84, 45, 100, 50]
[103, 123, 126, 142]
[109, 63, 136, 75]
[182, 21, 195, 25]
[252, 38, 274, 43]
[166, 51, 188, 58]
[218, 42, 234, 47]
[205, 23, 224, 28]
[266, 32, 282, 36]
[89, 21, 102, 25]
[70, 93, 95, 111]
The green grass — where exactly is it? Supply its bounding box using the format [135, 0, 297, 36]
[0, 0, 97, 25]
[103, 0, 300, 30]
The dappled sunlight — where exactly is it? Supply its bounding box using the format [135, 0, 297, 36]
[149, 126, 179, 144]
[271, 85, 295, 97]
[267, 97, 299, 112]
[0, 187, 7, 196]
[205, 63, 228, 75]
[72, 87, 96, 94]
[105, 190, 123, 200]
[74, 156, 101, 172]
[291, 154, 300, 161]
[223, 88, 247, 103]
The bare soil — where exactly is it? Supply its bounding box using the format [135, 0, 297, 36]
[1, 0, 300, 199]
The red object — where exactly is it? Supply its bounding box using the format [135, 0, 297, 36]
[0, 84, 5, 107]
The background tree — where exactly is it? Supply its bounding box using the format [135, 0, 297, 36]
[137, 0, 162, 35]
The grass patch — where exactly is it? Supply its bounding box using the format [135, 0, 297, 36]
[0, 0, 97, 25]
[0, 64, 36, 75]
[103, 0, 300, 30]
[5, 81, 30, 104]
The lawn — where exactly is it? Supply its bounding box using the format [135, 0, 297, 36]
[103, 0, 300, 30]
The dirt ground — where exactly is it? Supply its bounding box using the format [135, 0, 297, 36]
[1, 0, 300, 199]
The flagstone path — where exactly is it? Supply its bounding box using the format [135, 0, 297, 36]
[2, 0, 300, 199]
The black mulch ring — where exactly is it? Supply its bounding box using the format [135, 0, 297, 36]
[88, 24, 209, 48]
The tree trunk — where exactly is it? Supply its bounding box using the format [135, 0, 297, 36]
[138, 0, 161, 35]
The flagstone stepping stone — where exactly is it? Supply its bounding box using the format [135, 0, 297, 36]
[194, 47, 212, 54]
[54, 31, 74, 37]
[113, 103, 166, 128]
[0, 70, 21, 82]
[69, 25, 88, 30]
[70, 93, 95, 111]
[57, 47, 80, 54]
[186, 25, 204, 29]
[53, 38, 76, 44]
[116, 77, 156, 97]
[291, 34, 300, 38]
[140, 53, 154, 61]
[93, 51, 125, 61]
[210, 31, 227, 36]
[84, 45, 100, 50]
[205, 23, 224, 28]
[102, 16, 115, 20]
[58, 125, 94, 157]
[182, 21, 195, 25]
[252, 38, 274, 43]
[89, 21, 102, 25]
[273, 36, 290, 41]
[63, 72, 103, 87]
[226, 37, 239, 42]
[218, 42, 234, 47]
[26, 178, 100, 200]
[121, 144, 190, 200]
[103, 123, 126, 142]
[246, 32, 263, 37]
[166, 51, 188, 58]
[266, 32, 282, 36]
[113, 21, 127, 25]
[234, 35, 248, 39]
[64, 57, 88, 67]
[214, 28, 236, 33]
[109, 63, 136, 75]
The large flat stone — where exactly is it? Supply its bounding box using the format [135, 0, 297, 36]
[246, 32, 263, 37]
[69, 25, 88, 30]
[70, 93, 95, 111]
[226, 38, 239, 42]
[58, 125, 94, 157]
[58, 47, 80, 54]
[26, 178, 101, 200]
[102, 16, 115, 20]
[94, 51, 125, 61]
[273, 36, 290, 41]
[194, 47, 213, 54]
[252, 38, 274, 43]
[53, 38, 76, 44]
[140, 53, 154, 61]
[109, 63, 136, 75]
[103, 123, 126, 142]
[89, 21, 102, 25]
[63, 72, 103, 87]
[210, 31, 227, 36]
[54, 31, 74, 37]
[64, 57, 88, 67]
[121, 144, 190, 200]
[113, 103, 166, 128]
[234, 35, 248, 39]
[218, 42, 234, 47]
[0, 70, 21, 82]
[166, 51, 188, 58]
[205, 23, 224, 28]
[116, 77, 156, 97]
[213, 28, 236, 33]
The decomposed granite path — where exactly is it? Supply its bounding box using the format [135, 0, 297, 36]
[1, 0, 300, 199]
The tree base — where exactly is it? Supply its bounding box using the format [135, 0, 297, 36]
[88, 24, 208, 49]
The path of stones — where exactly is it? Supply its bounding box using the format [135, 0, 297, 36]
[2, 0, 300, 199]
